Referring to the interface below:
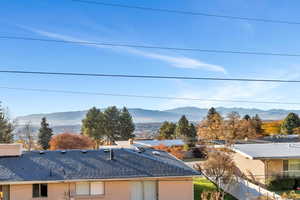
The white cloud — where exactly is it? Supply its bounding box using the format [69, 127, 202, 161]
[163, 70, 300, 110]
[24, 27, 226, 73]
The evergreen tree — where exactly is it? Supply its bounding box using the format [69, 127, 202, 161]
[158, 121, 176, 139]
[198, 107, 223, 140]
[187, 123, 197, 147]
[281, 112, 300, 135]
[119, 107, 135, 140]
[251, 114, 263, 135]
[243, 114, 251, 121]
[81, 107, 105, 148]
[207, 107, 221, 121]
[103, 106, 121, 143]
[0, 103, 14, 143]
[38, 117, 53, 150]
[175, 115, 190, 138]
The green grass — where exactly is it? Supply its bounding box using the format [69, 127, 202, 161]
[194, 178, 237, 200]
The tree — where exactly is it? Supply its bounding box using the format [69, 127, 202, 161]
[175, 115, 190, 138]
[157, 121, 176, 139]
[197, 149, 239, 200]
[81, 107, 105, 148]
[187, 123, 197, 147]
[225, 112, 241, 140]
[17, 122, 35, 151]
[262, 121, 282, 135]
[119, 107, 135, 140]
[281, 112, 300, 135]
[38, 117, 53, 150]
[103, 106, 121, 143]
[198, 108, 224, 140]
[251, 114, 263, 135]
[0, 103, 14, 143]
[243, 114, 251, 121]
[49, 133, 94, 150]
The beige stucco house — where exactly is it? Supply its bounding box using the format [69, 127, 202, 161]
[0, 144, 199, 200]
[232, 143, 300, 184]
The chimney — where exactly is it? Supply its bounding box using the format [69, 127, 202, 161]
[128, 138, 134, 145]
[0, 144, 22, 157]
[109, 149, 114, 160]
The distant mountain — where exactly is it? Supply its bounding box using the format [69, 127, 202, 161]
[15, 107, 300, 135]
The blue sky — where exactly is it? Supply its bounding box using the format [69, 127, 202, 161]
[2, 0, 300, 117]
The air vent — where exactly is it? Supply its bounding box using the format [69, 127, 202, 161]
[81, 150, 87, 153]
[152, 151, 160, 156]
[61, 150, 66, 154]
[39, 151, 45, 154]
[103, 149, 110, 153]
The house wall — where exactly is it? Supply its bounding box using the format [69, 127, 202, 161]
[265, 160, 283, 180]
[8, 178, 193, 200]
[158, 179, 193, 200]
[232, 152, 266, 184]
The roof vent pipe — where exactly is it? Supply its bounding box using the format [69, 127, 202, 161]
[109, 149, 114, 160]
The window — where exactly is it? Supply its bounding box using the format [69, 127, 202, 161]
[0, 185, 10, 200]
[283, 160, 300, 176]
[76, 182, 104, 196]
[32, 184, 48, 198]
[131, 181, 157, 200]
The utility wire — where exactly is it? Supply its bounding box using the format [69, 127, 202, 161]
[0, 86, 300, 105]
[71, 0, 300, 25]
[0, 70, 300, 83]
[1, 36, 300, 57]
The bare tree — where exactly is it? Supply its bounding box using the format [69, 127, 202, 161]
[17, 122, 36, 151]
[196, 149, 240, 200]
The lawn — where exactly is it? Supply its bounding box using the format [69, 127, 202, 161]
[194, 178, 237, 200]
[274, 190, 300, 199]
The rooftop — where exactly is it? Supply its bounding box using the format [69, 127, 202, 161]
[133, 139, 184, 147]
[233, 143, 300, 160]
[0, 148, 199, 183]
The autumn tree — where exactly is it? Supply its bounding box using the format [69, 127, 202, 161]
[262, 121, 281, 135]
[0, 103, 14, 143]
[119, 107, 135, 140]
[49, 133, 93, 150]
[81, 107, 105, 148]
[157, 121, 176, 139]
[17, 122, 35, 151]
[198, 107, 224, 140]
[281, 112, 300, 135]
[38, 117, 53, 150]
[225, 112, 241, 140]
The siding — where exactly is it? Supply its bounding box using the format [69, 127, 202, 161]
[158, 179, 193, 200]
[8, 179, 193, 200]
[232, 152, 266, 184]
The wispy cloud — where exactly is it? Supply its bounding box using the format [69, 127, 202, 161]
[23, 27, 226, 73]
[163, 70, 300, 110]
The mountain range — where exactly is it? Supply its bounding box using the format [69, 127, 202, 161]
[14, 107, 300, 135]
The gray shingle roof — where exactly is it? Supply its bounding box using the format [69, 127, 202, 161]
[0, 148, 199, 182]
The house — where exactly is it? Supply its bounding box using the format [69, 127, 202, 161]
[129, 139, 185, 148]
[0, 144, 199, 200]
[231, 143, 300, 184]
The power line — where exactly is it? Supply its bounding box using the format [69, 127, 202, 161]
[1, 36, 300, 57]
[71, 0, 300, 25]
[0, 86, 300, 105]
[1, 70, 300, 83]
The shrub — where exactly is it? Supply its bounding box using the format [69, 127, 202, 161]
[49, 133, 94, 150]
[267, 176, 295, 191]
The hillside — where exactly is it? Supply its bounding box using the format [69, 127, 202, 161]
[15, 106, 300, 135]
